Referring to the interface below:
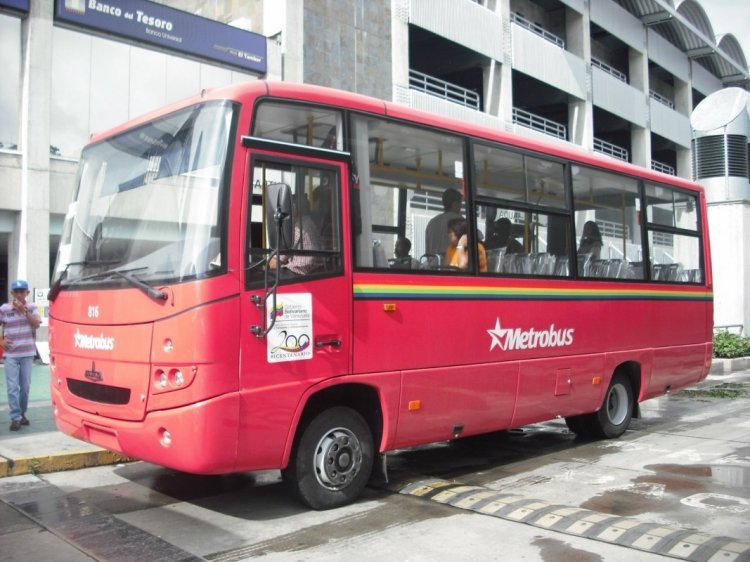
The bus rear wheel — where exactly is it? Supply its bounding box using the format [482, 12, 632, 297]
[283, 406, 374, 510]
[565, 372, 634, 439]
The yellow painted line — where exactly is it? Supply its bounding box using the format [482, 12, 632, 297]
[0, 450, 135, 477]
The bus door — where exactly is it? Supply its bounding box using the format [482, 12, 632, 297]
[238, 147, 351, 467]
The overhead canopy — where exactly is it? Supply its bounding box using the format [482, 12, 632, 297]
[616, 0, 749, 87]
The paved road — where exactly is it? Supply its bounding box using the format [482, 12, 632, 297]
[1, 371, 749, 561]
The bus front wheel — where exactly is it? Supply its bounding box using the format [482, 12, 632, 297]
[565, 372, 634, 439]
[283, 406, 374, 510]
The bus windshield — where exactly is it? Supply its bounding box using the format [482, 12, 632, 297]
[54, 101, 236, 290]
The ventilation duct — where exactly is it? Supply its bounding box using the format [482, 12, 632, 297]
[692, 134, 749, 179]
[690, 88, 750, 202]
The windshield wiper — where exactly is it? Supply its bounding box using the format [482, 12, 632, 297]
[111, 269, 168, 301]
[48, 260, 122, 302]
[54, 265, 168, 302]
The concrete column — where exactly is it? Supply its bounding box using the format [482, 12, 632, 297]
[631, 126, 650, 169]
[283, 0, 304, 83]
[628, 46, 647, 93]
[498, 0, 514, 129]
[16, 0, 52, 331]
[482, 60, 502, 118]
[566, 6, 592, 149]
[674, 77, 691, 117]
[629, 34, 650, 169]
[569, 100, 593, 150]
[675, 146, 692, 180]
[565, 6, 587, 60]
[391, 0, 410, 102]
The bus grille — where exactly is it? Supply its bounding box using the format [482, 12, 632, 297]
[67, 379, 131, 405]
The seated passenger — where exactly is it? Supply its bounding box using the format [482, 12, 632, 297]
[390, 237, 421, 270]
[578, 220, 603, 260]
[445, 218, 487, 272]
[485, 217, 523, 254]
[269, 197, 323, 276]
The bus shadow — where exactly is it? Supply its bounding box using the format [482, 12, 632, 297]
[112, 462, 311, 520]
[381, 421, 598, 488]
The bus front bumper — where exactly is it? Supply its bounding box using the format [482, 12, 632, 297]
[51, 386, 240, 474]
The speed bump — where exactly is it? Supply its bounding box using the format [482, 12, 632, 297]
[396, 478, 750, 561]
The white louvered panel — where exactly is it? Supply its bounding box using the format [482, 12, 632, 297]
[650, 100, 691, 148]
[511, 24, 587, 100]
[591, 67, 648, 128]
[590, 0, 644, 51]
[409, 0, 504, 61]
[408, 90, 504, 130]
[646, 29, 690, 83]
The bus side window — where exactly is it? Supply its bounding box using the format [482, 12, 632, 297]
[572, 166, 642, 279]
[480, 204, 571, 277]
[349, 114, 466, 271]
[246, 161, 342, 285]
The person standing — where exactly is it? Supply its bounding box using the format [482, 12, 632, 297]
[1, 280, 42, 431]
[424, 188, 463, 257]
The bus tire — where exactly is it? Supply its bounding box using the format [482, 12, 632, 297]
[565, 372, 634, 439]
[564, 414, 594, 438]
[594, 372, 634, 438]
[283, 406, 374, 510]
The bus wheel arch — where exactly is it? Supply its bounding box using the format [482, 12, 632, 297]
[282, 384, 382, 510]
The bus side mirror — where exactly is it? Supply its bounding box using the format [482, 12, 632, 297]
[265, 183, 294, 251]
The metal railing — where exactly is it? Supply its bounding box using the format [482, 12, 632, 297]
[510, 12, 565, 49]
[596, 218, 629, 240]
[512, 107, 567, 140]
[594, 137, 629, 162]
[649, 90, 675, 109]
[409, 69, 480, 110]
[651, 160, 676, 175]
[591, 58, 627, 83]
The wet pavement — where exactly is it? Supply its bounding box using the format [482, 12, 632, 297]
[0, 369, 749, 561]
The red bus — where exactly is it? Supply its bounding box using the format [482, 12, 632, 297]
[49, 81, 712, 509]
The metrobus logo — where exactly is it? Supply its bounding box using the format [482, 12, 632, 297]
[74, 329, 115, 351]
[487, 318, 574, 351]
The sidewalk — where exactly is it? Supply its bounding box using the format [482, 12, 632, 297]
[0, 363, 133, 477]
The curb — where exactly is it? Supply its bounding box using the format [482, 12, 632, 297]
[0, 450, 136, 478]
[709, 357, 750, 375]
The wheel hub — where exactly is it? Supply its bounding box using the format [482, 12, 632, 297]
[607, 384, 629, 425]
[314, 428, 363, 490]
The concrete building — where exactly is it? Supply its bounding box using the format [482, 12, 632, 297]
[1, 0, 748, 334]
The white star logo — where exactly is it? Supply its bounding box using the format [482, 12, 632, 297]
[487, 318, 508, 351]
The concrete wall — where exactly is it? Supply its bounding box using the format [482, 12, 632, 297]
[302, 0, 392, 100]
[707, 201, 750, 333]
